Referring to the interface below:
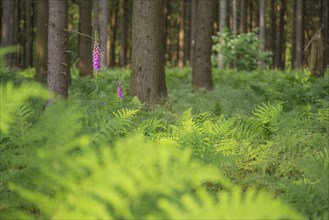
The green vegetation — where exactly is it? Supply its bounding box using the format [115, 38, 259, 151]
[1, 67, 328, 219]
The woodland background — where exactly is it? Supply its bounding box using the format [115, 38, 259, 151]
[0, 0, 329, 219]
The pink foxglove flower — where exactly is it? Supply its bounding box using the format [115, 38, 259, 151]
[93, 35, 101, 71]
[117, 81, 123, 100]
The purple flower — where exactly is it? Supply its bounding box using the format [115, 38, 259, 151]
[93, 37, 101, 71]
[117, 81, 123, 100]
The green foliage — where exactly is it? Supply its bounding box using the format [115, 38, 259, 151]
[1, 67, 329, 219]
[213, 30, 272, 70]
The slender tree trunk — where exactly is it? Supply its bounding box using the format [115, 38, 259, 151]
[25, 0, 32, 67]
[291, 0, 296, 68]
[35, 0, 48, 83]
[239, 0, 246, 33]
[93, 0, 99, 34]
[259, 0, 266, 69]
[100, 0, 108, 68]
[78, 0, 92, 77]
[276, 0, 286, 70]
[232, 0, 237, 34]
[47, 0, 70, 99]
[120, 0, 127, 67]
[164, 0, 171, 63]
[183, 0, 191, 65]
[110, 0, 118, 68]
[131, 0, 167, 104]
[192, 0, 214, 90]
[190, 0, 196, 65]
[218, 0, 227, 68]
[295, 0, 303, 68]
[270, 0, 277, 68]
[323, 0, 329, 70]
[177, 1, 184, 68]
[1, 0, 16, 67]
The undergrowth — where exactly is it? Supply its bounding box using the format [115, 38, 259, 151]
[1, 67, 328, 219]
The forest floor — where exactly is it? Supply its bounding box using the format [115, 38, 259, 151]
[1, 67, 329, 219]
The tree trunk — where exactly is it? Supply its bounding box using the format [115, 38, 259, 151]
[110, 0, 118, 68]
[25, 0, 32, 68]
[218, 0, 227, 68]
[295, 0, 303, 68]
[177, 1, 184, 68]
[239, 0, 247, 33]
[164, 0, 171, 63]
[183, 0, 191, 65]
[47, 0, 70, 99]
[259, 0, 266, 69]
[1, 0, 16, 67]
[131, 0, 167, 104]
[93, 0, 99, 34]
[270, 0, 277, 68]
[190, 0, 196, 64]
[323, 0, 329, 71]
[78, 0, 92, 77]
[100, 0, 108, 68]
[192, 0, 214, 90]
[232, 0, 237, 34]
[276, 0, 286, 70]
[35, 0, 48, 83]
[119, 0, 127, 67]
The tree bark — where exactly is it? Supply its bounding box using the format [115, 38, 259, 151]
[35, 0, 48, 83]
[190, 0, 196, 65]
[192, 0, 214, 90]
[276, 0, 286, 70]
[25, 0, 32, 68]
[110, 0, 118, 68]
[259, 0, 266, 69]
[100, 0, 108, 68]
[131, 0, 167, 104]
[78, 0, 92, 77]
[93, 0, 99, 34]
[270, 0, 277, 68]
[183, 0, 191, 65]
[177, 1, 184, 67]
[323, 0, 329, 71]
[295, 0, 303, 68]
[232, 0, 237, 34]
[119, 0, 127, 67]
[1, 0, 17, 67]
[47, 0, 70, 99]
[218, 0, 227, 68]
[239, 0, 247, 33]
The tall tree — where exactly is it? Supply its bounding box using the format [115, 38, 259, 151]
[295, 0, 303, 68]
[25, 0, 32, 67]
[192, 0, 214, 90]
[78, 0, 92, 77]
[35, 0, 48, 83]
[259, 0, 266, 69]
[93, 0, 99, 34]
[276, 0, 286, 70]
[131, 0, 167, 104]
[270, 0, 277, 68]
[183, 0, 191, 65]
[109, 0, 118, 68]
[218, 0, 227, 68]
[322, 0, 329, 70]
[1, 0, 17, 67]
[190, 0, 196, 64]
[232, 0, 237, 34]
[47, 0, 70, 99]
[119, 0, 128, 67]
[239, 0, 247, 33]
[177, 1, 184, 67]
[100, 0, 108, 68]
